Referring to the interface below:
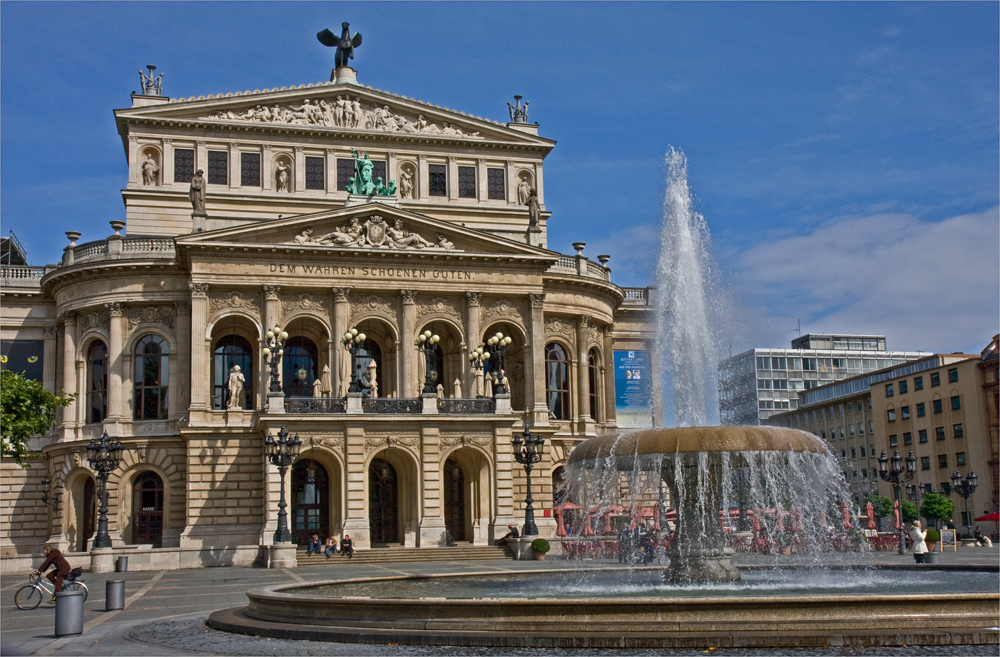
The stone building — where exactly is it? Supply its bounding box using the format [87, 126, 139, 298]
[0, 61, 656, 570]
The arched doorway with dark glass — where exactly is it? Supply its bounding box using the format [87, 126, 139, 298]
[368, 455, 399, 545]
[352, 318, 397, 398]
[443, 455, 466, 542]
[443, 446, 493, 545]
[291, 458, 330, 546]
[131, 471, 164, 547]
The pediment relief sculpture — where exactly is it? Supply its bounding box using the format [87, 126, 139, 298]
[417, 296, 462, 322]
[206, 95, 483, 138]
[208, 289, 262, 316]
[286, 215, 457, 251]
[281, 293, 331, 315]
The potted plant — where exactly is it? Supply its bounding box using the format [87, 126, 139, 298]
[530, 538, 550, 561]
[924, 527, 940, 553]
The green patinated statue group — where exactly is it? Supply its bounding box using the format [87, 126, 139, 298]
[346, 148, 396, 196]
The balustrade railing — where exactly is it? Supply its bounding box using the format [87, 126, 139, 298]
[363, 398, 422, 414]
[438, 398, 496, 414]
[122, 237, 175, 253]
[284, 397, 346, 413]
[74, 240, 108, 260]
[622, 287, 649, 304]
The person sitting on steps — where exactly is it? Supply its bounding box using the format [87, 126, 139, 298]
[306, 533, 322, 556]
[340, 534, 354, 558]
[325, 535, 338, 558]
[496, 524, 519, 546]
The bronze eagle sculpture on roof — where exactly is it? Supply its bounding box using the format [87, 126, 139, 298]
[318, 22, 363, 69]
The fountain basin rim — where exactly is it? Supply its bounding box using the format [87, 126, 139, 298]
[568, 426, 827, 463]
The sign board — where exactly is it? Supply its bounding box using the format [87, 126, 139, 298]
[614, 350, 653, 428]
[940, 528, 957, 551]
[864, 529, 878, 539]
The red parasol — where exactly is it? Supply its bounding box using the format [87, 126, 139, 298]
[866, 502, 876, 530]
[840, 500, 852, 530]
[974, 512, 1000, 522]
[893, 499, 901, 530]
[554, 507, 566, 537]
[582, 513, 594, 537]
[652, 503, 661, 532]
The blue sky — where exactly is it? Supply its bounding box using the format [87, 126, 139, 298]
[2, 2, 997, 359]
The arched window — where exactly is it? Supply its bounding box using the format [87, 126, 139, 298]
[283, 336, 318, 397]
[134, 335, 168, 420]
[545, 343, 570, 420]
[588, 348, 601, 422]
[357, 340, 383, 397]
[214, 335, 253, 410]
[131, 471, 164, 547]
[86, 340, 108, 424]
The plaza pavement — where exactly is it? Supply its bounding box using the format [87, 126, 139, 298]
[1, 546, 997, 657]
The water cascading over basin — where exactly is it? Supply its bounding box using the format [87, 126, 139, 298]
[568, 426, 830, 583]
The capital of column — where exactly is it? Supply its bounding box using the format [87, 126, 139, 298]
[196, 139, 206, 147]
[263, 285, 281, 300]
[576, 315, 591, 330]
[465, 291, 482, 306]
[529, 293, 546, 308]
[43, 325, 60, 339]
[188, 282, 209, 298]
[128, 136, 137, 143]
[400, 289, 417, 304]
[57, 310, 78, 324]
[331, 287, 351, 302]
[162, 137, 172, 144]
[105, 302, 123, 317]
[603, 323, 615, 336]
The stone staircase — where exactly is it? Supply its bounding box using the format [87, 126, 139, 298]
[296, 544, 513, 565]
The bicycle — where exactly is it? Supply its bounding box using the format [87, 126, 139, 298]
[15, 568, 89, 610]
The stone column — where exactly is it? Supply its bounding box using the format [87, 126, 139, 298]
[417, 155, 429, 199]
[106, 303, 125, 423]
[331, 287, 350, 396]
[263, 285, 281, 395]
[173, 301, 192, 416]
[533, 162, 544, 207]
[161, 138, 174, 185]
[602, 324, 617, 426]
[528, 294, 548, 425]
[387, 152, 398, 189]
[576, 316, 592, 432]
[195, 140, 207, 175]
[418, 425, 446, 546]
[477, 160, 488, 203]
[464, 292, 482, 396]
[400, 290, 417, 398]
[188, 284, 210, 412]
[447, 156, 458, 201]
[326, 149, 337, 196]
[341, 425, 370, 547]
[262, 145, 272, 191]
[59, 312, 78, 432]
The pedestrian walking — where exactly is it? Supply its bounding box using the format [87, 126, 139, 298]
[909, 521, 928, 564]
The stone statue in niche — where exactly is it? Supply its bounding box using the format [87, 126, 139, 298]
[275, 162, 290, 192]
[142, 153, 159, 186]
[473, 364, 484, 398]
[317, 22, 363, 69]
[189, 169, 206, 214]
[399, 168, 413, 199]
[526, 187, 540, 228]
[227, 365, 245, 409]
[518, 178, 533, 205]
[366, 360, 378, 397]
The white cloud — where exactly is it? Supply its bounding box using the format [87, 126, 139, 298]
[732, 207, 1000, 354]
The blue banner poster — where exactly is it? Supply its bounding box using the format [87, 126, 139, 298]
[614, 350, 652, 428]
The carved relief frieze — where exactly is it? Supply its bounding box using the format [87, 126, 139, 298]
[208, 289, 262, 316]
[481, 298, 524, 323]
[588, 325, 601, 346]
[281, 292, 330, 316]
[416, 296, 461, 322]
[125, 305, 176, 332]
[303, 435, 346, 454]
[545, 317, 574, 338]
[440, 434, 493, 450]
[350, 294, 396, 320]
[364, 435, 419, 453]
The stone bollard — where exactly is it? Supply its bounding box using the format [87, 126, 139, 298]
[54, 590, 85, 636]
[106, 580, 125, 610]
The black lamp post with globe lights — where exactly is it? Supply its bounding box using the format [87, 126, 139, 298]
[262, 325, 288, 393]
[415, 330, 440, 395]
[87, 431, 123, 549]
[341, 328, 368, 394]
[486, 332, 512, 395]
[512, 424, 545, 536]
[265, 426, 301, 544]
[878, 449, 916, 555]
[951, 470, 977, 538]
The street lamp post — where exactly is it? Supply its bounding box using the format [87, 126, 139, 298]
[262, 325, 288, 393]
[486, 332, 512, 395]
[951, 470, 978, 538]
[878, 449, 917, 556]
[341, 328, 367, 393]
[265, 426, 301, 543]
[512, 424, 545, 536]
[415, 330, 440, 395]
[86, 431, 123, 549]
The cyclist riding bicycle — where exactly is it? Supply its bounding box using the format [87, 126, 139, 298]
[33, 544, 71, 604]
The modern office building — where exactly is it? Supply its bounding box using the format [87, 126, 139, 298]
[719, 334, 930, 426]
[0, 49, 657, 570]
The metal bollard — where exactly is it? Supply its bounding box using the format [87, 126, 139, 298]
[106, 580, 125, 611]
[54, 590, 85, 636]
[115, 556, 128, 572]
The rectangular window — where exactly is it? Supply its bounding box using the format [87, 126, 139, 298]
[867, 398, 872, 410]
[838, 404, 844, 417]
[757, 356, 769, 370]
[919, 429, 928, 443]
[901, 406, 910, 420]
[899, 380, 908, 394]
[240, 152, 260, 187]
[862, 469, 868, 479]
[847, 404, 853, 416]
[305, 156, 325, 190]
[458, 166, 476, 198]
[487, 168, 505, 200]
[860, 445, 865, 456]
[935, 426, 946, 441]
[337, 159, 354, 191]
[930, 372, 940, 387]
[757, 379, 772, 389]
[819, 409, 825, 420]
[802, 358, 816, 371]
[840, 449, 846, 458]
[373, 161, 387, 187]
[887, 409, 896, 422]
[914, 376, 923, 391]
[956, 451, 966, 466]
[773, 379, 788, 390]
[868, 420, 874, 433]
[885, 383, 894, 397]
[771, 357, 786, 369]
[941, 482, 952, 495]
[207, 151, 227, 185]
[174, 148, 195, 183]
[953, 423, 964, 438]
[916, 403, 925, 417]
[428, 164, 447, 196]
[903, 432, 912, 446]
[921, 456, 930, 470]
[933, 399, 943, 414]
[948, 368, 958, 383]
[858, 422, 864, 435]
[938, 454, 948, 469]
[888, 436, 897, 448]
[849, 424, 855, 437]
[950, 395, 961, 410]
[857, 401, 863, 413]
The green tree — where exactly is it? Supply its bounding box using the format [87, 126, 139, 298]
[900, 499, 918, 524]
[0, 370, 73, 467]
[864, 493, 894, 520]
[920, 492, 955, 525]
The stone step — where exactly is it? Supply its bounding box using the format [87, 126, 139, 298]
[296, 545, 513, 564]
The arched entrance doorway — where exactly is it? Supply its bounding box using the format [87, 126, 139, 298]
[131, 471, 164, 547]
[369, 457, 399, 544]
[291, 459, 329, 546]
[444, 456, 466, 541]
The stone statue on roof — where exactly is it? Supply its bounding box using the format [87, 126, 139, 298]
[318, 22, 363, 69]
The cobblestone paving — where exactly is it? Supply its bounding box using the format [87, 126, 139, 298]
[127, 614, 999, 657]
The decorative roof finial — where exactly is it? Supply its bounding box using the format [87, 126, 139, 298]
[139, 65, 163, 96]
[508, 95, 529, 124]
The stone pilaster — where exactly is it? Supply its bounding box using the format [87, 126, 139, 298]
[602, 324, 616, 426]
[331, 287, 350, 395]
[59, 312, 78, 433]
[400, 290, 417, 398]
[293, 147, 305, 192]
[263, 285, 281, 395]
[418, 425, 447, 546]
[188, 283, 210, 412]
[106, 303, 125, 424]
[42, 326, 58, 395]
[341, 425, 370, 547]
[173, 300, 192, 415]
[576, 315, 592, 432]
[528, 293, 547, 425]
[464, 292, 482, 396]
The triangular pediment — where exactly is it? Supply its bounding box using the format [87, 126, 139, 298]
[116, 83, 553, 148]
[176, 203, 557, 262]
